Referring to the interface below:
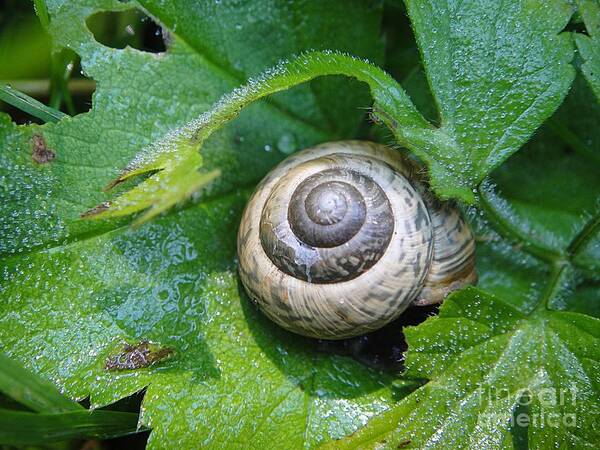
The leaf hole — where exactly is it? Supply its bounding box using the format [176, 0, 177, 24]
[86, 10, 167, 54]
[562, 13, 588, 35]
[79, 390, 151, 447]
[0, 69, 95, 124]
[0, 3, 95, 122]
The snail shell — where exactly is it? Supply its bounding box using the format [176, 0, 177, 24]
[237, 141, 476, 339]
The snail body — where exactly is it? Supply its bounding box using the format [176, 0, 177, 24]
[237, 141, 476, 339]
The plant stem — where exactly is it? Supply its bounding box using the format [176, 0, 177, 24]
[531, 212, 600, 312]
[535, 262, 567, 313]
[49, 51, 79, 114]
[567, 212, 600, 256]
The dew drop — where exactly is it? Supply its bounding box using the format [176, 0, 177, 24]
[276, 133, 297, 155]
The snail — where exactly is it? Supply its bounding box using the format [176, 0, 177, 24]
[237, 141, 477, 339]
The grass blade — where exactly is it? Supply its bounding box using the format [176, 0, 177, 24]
[32, 0, 50, 29]
[0, 409, 142, 445]
[0, 353, 81, 413]
[0, 84, 67, 123]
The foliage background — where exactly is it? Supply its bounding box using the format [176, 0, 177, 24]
[0, 0, 598, 449]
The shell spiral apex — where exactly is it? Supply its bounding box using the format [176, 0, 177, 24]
[237, 141, 477, 339]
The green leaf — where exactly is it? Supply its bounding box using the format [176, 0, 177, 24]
[93, 0, 578, 218]
[85, 50, 434, 224]
[328, 63, 600, 448]
[329, 288, 600, 449]
[2, 191, 397, 448]
[0, 353, 82, 413]
[0, 409, 140, 445]
[404, 0, 576, 197]
[0, 1, 399, 448]
[477, 73, 600, 279]
[1, 1, 598, 449]
[575, 0, 600, 99]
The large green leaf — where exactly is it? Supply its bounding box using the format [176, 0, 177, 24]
[404, 0, 575, 197]
[0, 0, 400, 448]
[82, 50, 433, 224]
[85, 0, 578, 220]
[328, 67, 600, 449]
[329, 288, 600, 449]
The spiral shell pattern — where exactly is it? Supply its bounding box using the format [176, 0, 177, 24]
[237, 141, 476, 339]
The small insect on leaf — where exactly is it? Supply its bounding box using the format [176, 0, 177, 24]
[31, 133, 56, 164]
[105, 341, 175, 371]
